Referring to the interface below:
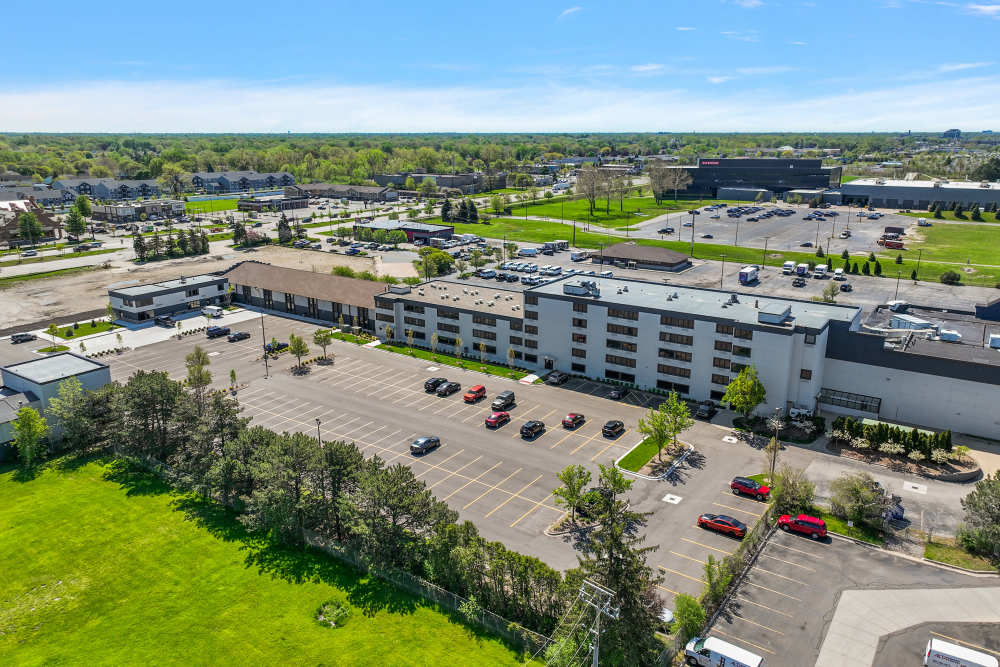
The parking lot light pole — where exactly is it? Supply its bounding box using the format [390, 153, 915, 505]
[689, 212, 695, 257]
[894, 270, 902, 300]
[260, 312, 269, 379]
[315, 418, 322, 447]
[761, 238, 769, 269]
[720, 254, 726, 288]
[915, 248, 923, 279]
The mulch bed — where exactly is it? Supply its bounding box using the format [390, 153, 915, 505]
[826, 441, 980, 478]
[637, 451, 683, 477]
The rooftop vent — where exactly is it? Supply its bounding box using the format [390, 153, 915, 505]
[622, 286, 628, 292]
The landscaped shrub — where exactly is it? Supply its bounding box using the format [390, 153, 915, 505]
[831, 416, 951, 457]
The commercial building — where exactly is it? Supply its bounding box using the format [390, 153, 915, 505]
[52, 178, 160, 200]
[92, 199, 186, 223]
[353, 220, 454, 242]
[665, 158, 842, 197]
[0, 200, 62, 246]
[1, 353, 111, 458]
[374, 276, 1000, 439]
[0, 184, 67, 207]
[236, 195, 309, 212]
[225, 262, 384, 329]
[593, 242, 690, 271]
[285, 184, 399, 202]
[374, 172, 491, 194]
[108, 274, 229, 323]
[189, 171, 295, 194]
[839, 178, 1000, 209]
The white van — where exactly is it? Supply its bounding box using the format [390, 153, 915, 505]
[833, 268, 845, 280]
[685, 636, 764, 667]
[924, 637, 998, 667]
[813, 264, 827, 278]
[782, 260, 796, 274]
[201, 305, 223, 318]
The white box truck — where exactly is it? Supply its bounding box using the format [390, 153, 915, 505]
[795, 263, 809, 276]
[738, 266, 759, 284]
[814, 264, 827, 278]
[518, 247, 539, 257]
[685, 636, 764, 667]
[833, 268, 845, 280]
[571, 251, 589, 262]
[924, 637, 997, 667]
[782, 261, 796, 274]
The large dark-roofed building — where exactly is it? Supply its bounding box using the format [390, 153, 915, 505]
[668, 158, 841, 197]
[593, 242, 690, 271]
[353, 220, 454, 242]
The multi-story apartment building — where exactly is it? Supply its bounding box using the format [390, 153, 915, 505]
[189, 171, 295, 194]
[52, 178, 160, 200]
[92, 199, 186, 223]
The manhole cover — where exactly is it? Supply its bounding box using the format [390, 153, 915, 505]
[662, 494, 683, 504]
[722, 435, 739, 443]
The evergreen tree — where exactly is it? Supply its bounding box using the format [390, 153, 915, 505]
[841, 248, 850, 260]
[911, 269, 917, 280]
[150, 232, 163, 257]
[874, 260, 882, 276]
[815, 246, 825, 258]
[851, 262, 859, 274]
[467, 199, 479, 223]
[440, 198, 452, 222]
[133, 234, 147, 262]
[277, 215, 292, 243]
[177, 228, 190, 255]
[868, 252, 876, 262]
[862, 262, 871, 275]
[895, 253, 902, 264]
[199, 230, 209, 253]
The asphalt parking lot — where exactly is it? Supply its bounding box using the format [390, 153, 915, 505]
[708, 531, 994, 666]
[877, 622, 1000, 666]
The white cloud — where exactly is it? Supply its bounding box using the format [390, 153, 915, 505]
[558, 6, 582, 18]
[736, 65, 797, 75]
[630, 63, 665, 73]
[789, 41, 808, 45]
[731, 0, 764, 7]
[675, 26, 696, 30]
[966, 3, 1000, 15]
[707, 76, 734, 84]
[3, 77, 1000, 132]
[937, 62, 993, 71]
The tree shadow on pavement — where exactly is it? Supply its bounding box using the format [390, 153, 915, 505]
[664, 449, 706, 486]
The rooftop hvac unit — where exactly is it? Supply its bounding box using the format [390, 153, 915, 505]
[989, 334, 1000, 349]
[487, 302, 494, 307]
[939, 329, 962, 342]
[623, 286, 628, 292]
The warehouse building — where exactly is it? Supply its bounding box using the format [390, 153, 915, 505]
[666, 158, 841, 197]
[225, 262, 384, 329]
[839, 178, 1000, 209]
[284, 184, 399, 202]
[592, 242, 690, 272]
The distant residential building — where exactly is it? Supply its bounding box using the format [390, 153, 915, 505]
[374, 172, 490, 194]
[0, 184, 66, 207]
[942, 129, 962, 139]
[285, 183, 398, 202]
[92, 199, 186, 223]
[108, 274, 229, 324]
[189, 171, 295, 194]
[52, 178, 160, 200]
[661, 158, 841, 198]
[0, 200, 61, 246]
[353, 220, 454, 243]
[236, 195, 309, 212]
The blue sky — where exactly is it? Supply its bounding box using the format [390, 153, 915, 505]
[2, 0, 999, 132]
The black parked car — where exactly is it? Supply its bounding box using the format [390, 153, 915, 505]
[694, 401, 717, 420]
[206, 326, 231, 339]
[607, 387, 626, 400]
[436, 381, 461, 397]
[227, 331, 251, 342]
[410, 436, 441, 455]
[520, 420, 545, 438]
[602, 420, 625, 438]
[10, 332, 36, 344]
[265, 341, 289, 353]
[545, 371, 569, 386]
[424, 377, 447, 392]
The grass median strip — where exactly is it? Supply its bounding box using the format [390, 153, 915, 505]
[811, 508, 885, 545]
[50, 321, 119, 339]
[0, 265, 101, 288]
[924, 538, 996, 571]
[376, 343, 530, 380]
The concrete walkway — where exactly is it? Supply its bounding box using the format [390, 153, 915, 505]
[816, 587, 1000, 666]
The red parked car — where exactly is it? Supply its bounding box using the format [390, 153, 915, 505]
[730, 477, 770, 501]
[697, 513, 747, 539]
[777, 513, 827, 540]
[562, 413, 585, 429]
[485, 411, 510, 428]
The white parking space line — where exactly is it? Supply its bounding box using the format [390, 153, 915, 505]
[767, 540, 825, 560]
[742, 580, 801, 602]
[426, 455, 484, 486]
[750, 566, 807, 586]
[462, 468, 523, 510]
[758, 552, 816, 572]
[441, 462, 504, 501]
[414, 448, 466, 477]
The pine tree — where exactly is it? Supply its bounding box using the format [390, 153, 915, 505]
[133, 234, 147, 262]
[815, 246, 825, 258]
[841, 248, 850, 260]
[874, 260, 882, 276]
[150, 232, 163, 258]
[895, 253, 903, 264]
[862, 262, 871, 275]
[911, 269, 917, 280]
[851, 262, 859, 274]
[868, 252, 876, 262]
[178, 228, 190, 255]
[467, 199, 479, 223]
[440, 198, 452, 222]
[199, 231, 209, 254]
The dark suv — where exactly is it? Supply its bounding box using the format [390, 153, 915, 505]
[491, 390, 515, 411]
[520, 420, 545, 438]
[206, 326, 231, 339]
[694, 402, 717, 420]
[10, 333, 37, 344]
[602, 420, 625, 438]
[545, 371, 569, 386]
[227, 331, 251, 342]
[424, 377, 447, 392]
[436, 381, 461, 397]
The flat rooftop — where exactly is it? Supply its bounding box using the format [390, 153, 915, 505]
[383, 280, 524, 317]
[530, 276, 861, 330]
[844, 178, 1000, 190]
[111, 274, 222, 296]
[3, 353, 106, 385]
[358, 220, 451, 232]
[865, 305, 1000, 366]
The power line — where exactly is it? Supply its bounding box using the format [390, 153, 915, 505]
[579, 580, 619, 667]
[536, 596, 589, 663]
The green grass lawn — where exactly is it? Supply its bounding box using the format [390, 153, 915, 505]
[0, 248, 116, 268]
[900, 210, 1000, 224]
[377, 342, 530, 380]
[185, 199, 239, 214]
[0, 459, 532, 665]
[51, 321, 118, 339]
[924, 539, 996, 571]
[501, 196, 688, 226]
[0, 266, 101, 289]
[811, 508, 884, 545]
[905, 223, 1000, 265]
[617, 438, 659, 472]
[35, 345, 70, 353]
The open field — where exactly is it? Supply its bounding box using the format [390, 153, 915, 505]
[502, 196, 687, 226]
[0, 248, 116, 268]
[900, 210, 1000, 224]
[185, 198, 239, 214]
[905, 223, 1000, 265]
[0, 459, 531, 666]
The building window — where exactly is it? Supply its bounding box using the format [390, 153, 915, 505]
[511, 349, 523, 360]
[731, 362, 748, 374]
[572, 317, 588, 328]
[734, 328, 753, 340]
[608, 308, 639, 321]
[263, 289, 273, 308]
[525, 294, 539, 305]
[571, 363, 586, 373]
[525, 310, 538, 320]
[524, 339, 538, 349]
[376, 313, 394, 323]
[242, 285, 251, 301]
[524, 353, 538, 364]
[438, 336, 457, 347]
[713, 357, 731, 369]
[572, 333, 587, 343]
[605, 369, 635, 383]
[710, 390, 726, 401]
[572, 348, 586, 358]
[510, 320, 523, 331]
[473, 314, 497, 326]
[476, 344, 497, 354]
[525, 325, 538, 335]
[659, 332, 693, 345]
[573, 302, 588, 313]
[218, 283, 225, 291]
[661, 315, 694, 329]
[438, 308, 460, 320]
[605, 354, 636, 368]
[607, 323, 638, 337]
[284, 293, 295, 312]
[404, 304, 425, 314]
[716, 324, 734, 335]
[714, 340, 732, 352]
[657, 380, 690, 394]
[658, 349, 692, 362]
[800, 369, 813, 380]
[439, 323, 460, 334]
[606, 338, 638, 352]
[307, 297, 318, 318]
[403, 316, 425, 327]
[411, 331, 426, 340]
[657, 364, 691, 378]
[509, 336, 523, 345]
[375, 297, 393, 309]
[733, 345, 752, 358]
[186, 288, 198, 298]
[804, 333, 817, 345]
[472, 329, 496, 341]
[711, 374, 731, 386]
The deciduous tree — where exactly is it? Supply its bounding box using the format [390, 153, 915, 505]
[721, 365, 767, 419]
[13, 406, 49, 467]
[552, 464, 591, 522]
[638, 391, 693, 462]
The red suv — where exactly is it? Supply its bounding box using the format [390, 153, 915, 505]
[463, 385, 486, 403]
[777, 514, 827, 540]
[730, 477, 770, 501]
[562, 413, 585, 429]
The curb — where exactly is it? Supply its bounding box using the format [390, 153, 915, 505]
[616, 442, 694, 481]
[827, 533, 1000, 578]
[824, 446, 982, 483]
[921, 557, 999, 576]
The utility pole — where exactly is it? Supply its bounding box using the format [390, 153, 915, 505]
[689, 211, 695, 258]
[579, 580, 619, 667]
[720, 254, 726, 288]
[260, 312, 269, 379]
[761, 237, 769, 269]
[915, 248, 923, 280]
[894, 270, 902, 300]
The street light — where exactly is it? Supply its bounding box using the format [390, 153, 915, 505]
[260, 312, 269, 379]
[720, 254, 726, 288]
[315, 418, 322, 446]
[894, 270, 902, 300]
